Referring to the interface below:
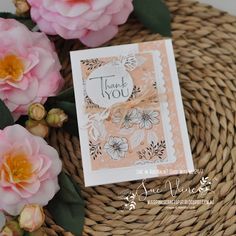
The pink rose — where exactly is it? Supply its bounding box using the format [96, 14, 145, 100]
[0, 125, 62, 216]
[0, 18, 63, 120]
[27, 0, 133, 47]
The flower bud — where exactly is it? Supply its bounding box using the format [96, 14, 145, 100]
[25, 120, 49, 138]
[13, 0, 30, 15]
[1, 221, 23, 236]
[28, 103, 47, 121]
[19, 205, 45, 233]
[46, 108, 68, 128]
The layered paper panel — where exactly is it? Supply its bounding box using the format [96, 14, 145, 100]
[70, 40, 194, 186]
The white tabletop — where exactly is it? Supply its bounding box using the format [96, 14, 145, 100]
[0, 1, 235, 16]
[198, 0, 236, 16]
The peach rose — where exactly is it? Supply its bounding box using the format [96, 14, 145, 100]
[0, 125, 62, 216]
[0, 18, 63, 120]
[27, 0, 133, 47]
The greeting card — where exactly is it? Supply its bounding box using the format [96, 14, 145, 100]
[70, 40, 194, 186]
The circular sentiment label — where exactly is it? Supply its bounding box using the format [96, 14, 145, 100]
[86, 63, 134, 108]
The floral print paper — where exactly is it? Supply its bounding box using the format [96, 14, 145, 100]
[70, 40, 194, 186]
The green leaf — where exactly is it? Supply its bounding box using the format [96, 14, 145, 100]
[0, 99, 14, 129]
[0, 12, 36, 30]
[53, 101, 77, 118]
[47, 172, 85, 236]
[133, 0, 171, 36]
[54, 87, 75, 102]
[16, 115, 28, 126]
[63, 118, 79, 137]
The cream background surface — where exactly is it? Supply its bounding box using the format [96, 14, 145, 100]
[0, 1, 236, 16]
[0, 1, 15, 12]
[198, 0, 236, 16]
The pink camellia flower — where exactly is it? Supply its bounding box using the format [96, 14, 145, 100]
[27, 0, 133, 47]
[0, 125, 62, 216]
[0, 18, 63, 120]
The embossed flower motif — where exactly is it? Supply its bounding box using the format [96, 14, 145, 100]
[104, 137, 128, 160]
[135, 110, 160, 129]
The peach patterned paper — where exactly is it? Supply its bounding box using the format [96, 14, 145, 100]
[140, 41, 189, 173]
[70, 40, 194, 186]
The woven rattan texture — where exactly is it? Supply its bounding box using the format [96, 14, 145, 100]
[44, 0, 236, 235]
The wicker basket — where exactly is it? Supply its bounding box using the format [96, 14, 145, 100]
[44, 0, 236, 235]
